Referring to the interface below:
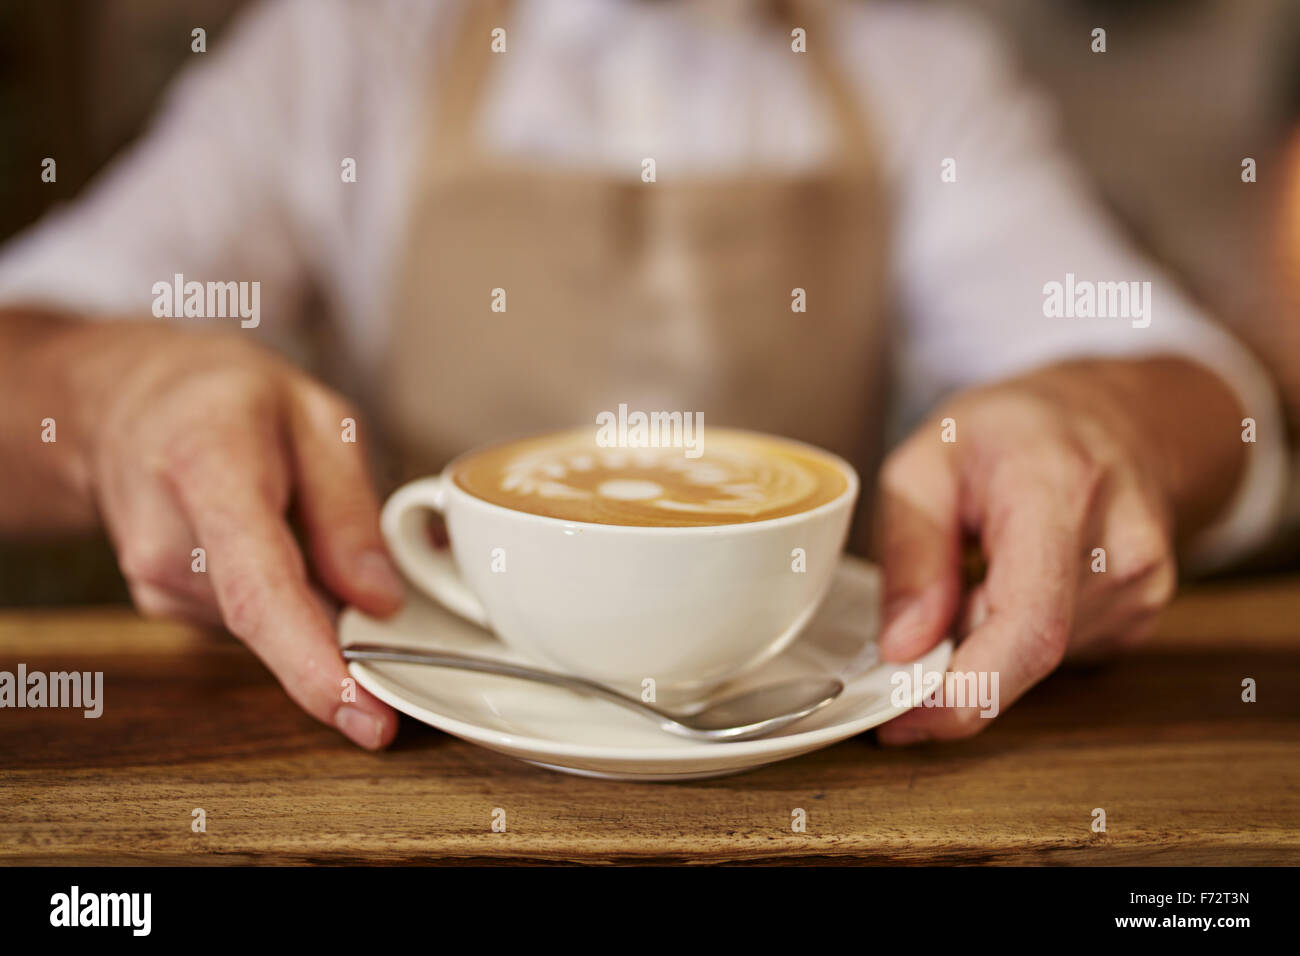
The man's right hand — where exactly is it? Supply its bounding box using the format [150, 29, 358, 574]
[6, 316, 405, 748]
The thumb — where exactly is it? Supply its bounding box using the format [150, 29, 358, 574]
[873, 443, 962, 662]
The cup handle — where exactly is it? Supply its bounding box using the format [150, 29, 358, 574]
[380, 475, 491, 629]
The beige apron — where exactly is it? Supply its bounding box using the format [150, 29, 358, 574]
[380, 0, 891, 550]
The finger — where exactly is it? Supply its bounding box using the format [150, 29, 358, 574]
[1070, 473, 1175, 650]
[286, 383, 404, 616]
[128, 581, 225, 627]
[878, 460, 1093, 744]
[99, 461, 218, 608]
[164, 424, 398, 749]
[874, 439, 962, 661]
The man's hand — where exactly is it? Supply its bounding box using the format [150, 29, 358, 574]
[4, 314, 405, 749]
[873, 357, 1246, 745]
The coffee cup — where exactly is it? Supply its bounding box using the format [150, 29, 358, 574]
[380, 427, 858, 690]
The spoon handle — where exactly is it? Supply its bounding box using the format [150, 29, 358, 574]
[341, 643, 685, 733]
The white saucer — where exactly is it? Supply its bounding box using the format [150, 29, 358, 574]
[339, 555, 952, 781]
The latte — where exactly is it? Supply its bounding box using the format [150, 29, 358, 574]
[451, 427, 849, 527]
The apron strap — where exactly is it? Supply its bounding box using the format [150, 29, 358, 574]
[431, 0, 511, 156]
[788, 0, 875, 167]
[430, 0, 875, 173]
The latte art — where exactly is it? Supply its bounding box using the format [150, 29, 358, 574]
[452, 428, 849, 527]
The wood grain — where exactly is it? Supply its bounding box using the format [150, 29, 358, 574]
[2, 576, 1298, 865]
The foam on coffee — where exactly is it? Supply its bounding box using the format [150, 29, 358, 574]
[451, 428, 849, 527]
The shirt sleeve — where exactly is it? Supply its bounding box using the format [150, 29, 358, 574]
[851, 6, 1289, 572]
[0, 0, 309, 327]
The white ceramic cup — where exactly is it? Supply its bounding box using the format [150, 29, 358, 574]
[380, 443, 859, 691]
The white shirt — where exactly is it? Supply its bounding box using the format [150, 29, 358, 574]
[0, 0, 1286, 569]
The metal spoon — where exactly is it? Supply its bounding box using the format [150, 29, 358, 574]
[341, 643, 844, 742]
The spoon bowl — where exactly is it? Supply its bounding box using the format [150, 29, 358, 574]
[678, 677, 846, 740]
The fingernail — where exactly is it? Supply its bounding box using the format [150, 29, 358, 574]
[357, 549, 405, 602]
[336, 705, 384, 749]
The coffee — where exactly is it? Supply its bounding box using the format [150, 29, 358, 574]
[451, 427, 849, 527]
